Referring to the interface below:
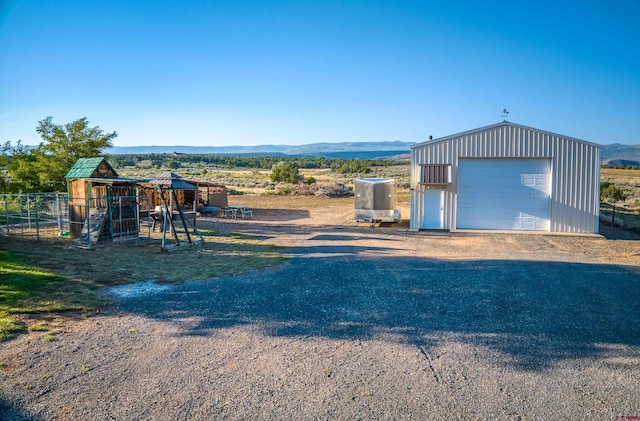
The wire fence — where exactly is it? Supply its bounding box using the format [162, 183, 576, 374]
[600, 201, 640, 232]
[1, 193, 152, 249]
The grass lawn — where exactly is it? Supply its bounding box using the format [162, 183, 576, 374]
[0, 228, 285, 341]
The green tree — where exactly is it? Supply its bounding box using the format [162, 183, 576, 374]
[2, 141, 41, 192]
[4, 117, 117, 192]
[270, 162, 302, 184]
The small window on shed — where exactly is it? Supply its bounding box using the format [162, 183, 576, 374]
[420, 164, 451, 184]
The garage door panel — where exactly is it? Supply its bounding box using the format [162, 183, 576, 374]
[458, 217, 549, 231]
[459, 194, 549, 209]
[457, 159, 551, 231]
[458, 206, 548, 220]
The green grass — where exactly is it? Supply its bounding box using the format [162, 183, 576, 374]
[0, 229, 285, 342]
[0, 311, 23, 341]
[0, 249, 104, 341]
[0, 249, 106, 312]
[27, 321, 49, 332]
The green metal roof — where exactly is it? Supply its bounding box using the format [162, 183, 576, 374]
[65, 157, 118, 178]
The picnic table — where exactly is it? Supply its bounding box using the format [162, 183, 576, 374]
[224, 205, 253, 219]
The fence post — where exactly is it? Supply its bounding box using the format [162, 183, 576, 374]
[86, 197, 92, 249]
[612, 204, 616, 225]
[119, 196, 123, 243]
[34, 195, 40, 241]
[56, 194, 62, 231]
[19, 194, 25, 237]
[3, 195, 8, 236]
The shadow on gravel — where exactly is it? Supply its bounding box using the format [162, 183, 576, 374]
[117, 250, 640, 372]
[0, 399, 40, 421]
[308, 234, 401, 242]
[252, 208, 311, 221]
[284, 244, 404, 256]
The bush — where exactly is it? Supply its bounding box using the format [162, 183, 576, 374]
[270, 162, 302, 184]
[601, 181, 626, 202]
[282, 183, 353, 197]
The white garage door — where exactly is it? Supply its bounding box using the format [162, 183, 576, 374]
[457, 159, 551, 230]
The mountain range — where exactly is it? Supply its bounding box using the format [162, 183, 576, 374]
[599, 143, 640, 166]
[106, 141, 414, 160]
[106, 141, 640, 164]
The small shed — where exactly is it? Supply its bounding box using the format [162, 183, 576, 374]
[65, 157, 143, 247]
[354, 178, 400, 223]
[410, 121, 601, 233]
[182, 179, 228, 209]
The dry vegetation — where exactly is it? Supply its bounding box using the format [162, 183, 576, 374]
[117, 164, 411, 195]
[600, 168, 640, 231]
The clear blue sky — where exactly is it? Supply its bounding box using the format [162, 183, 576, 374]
[1, 0, 639, 147]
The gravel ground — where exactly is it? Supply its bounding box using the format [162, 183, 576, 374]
[1, 221, 639, 420]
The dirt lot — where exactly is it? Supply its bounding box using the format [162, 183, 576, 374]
[1, 198, 640, 420]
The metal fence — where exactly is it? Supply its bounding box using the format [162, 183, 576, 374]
[1, 193, 152, 249]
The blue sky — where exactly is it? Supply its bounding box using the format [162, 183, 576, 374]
[1, 0, 639, 147]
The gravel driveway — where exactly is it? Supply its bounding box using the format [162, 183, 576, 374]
[1, 226, 639, 420]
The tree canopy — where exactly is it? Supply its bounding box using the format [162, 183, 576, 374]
[1, 117, 117, 192]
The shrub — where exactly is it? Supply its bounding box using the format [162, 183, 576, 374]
[281, 183, 353, 197]
[601, 181, 626, 202]
[270, 162, 302, 184]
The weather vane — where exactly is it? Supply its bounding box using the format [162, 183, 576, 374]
[501, 108, 509, 120]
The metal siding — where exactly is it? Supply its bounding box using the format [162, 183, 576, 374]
[410, 122, 600, 233]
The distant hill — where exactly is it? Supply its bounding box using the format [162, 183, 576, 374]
[600, 143, 640, 166]
[106, 141, 414, 159]
[105, 141, 640, 164]
[602, 159, 640, 167]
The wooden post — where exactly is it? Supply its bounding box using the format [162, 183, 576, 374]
[158, 186, 180, 249]
[172, 189, 192, 244]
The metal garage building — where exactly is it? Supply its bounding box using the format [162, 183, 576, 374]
[410, 121, 601, 233]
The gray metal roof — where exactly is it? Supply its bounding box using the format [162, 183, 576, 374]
[411, 121, 601, 150]
[149, 172, 197, 189]
[357, 178, 394, 183]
